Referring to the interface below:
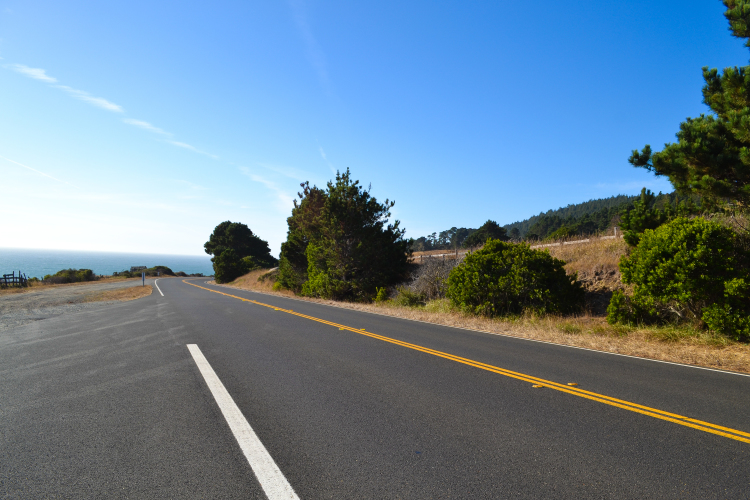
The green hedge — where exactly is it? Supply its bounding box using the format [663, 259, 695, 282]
[446, 239, 584, 316]
[43, 269, 96, 284]
[608, 217, 750, 340]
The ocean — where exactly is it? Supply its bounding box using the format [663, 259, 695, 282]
[0, 248, 214, 279]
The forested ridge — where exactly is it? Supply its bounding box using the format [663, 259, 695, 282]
[413, 191, 699, 250]
[504, 194, 637, 238]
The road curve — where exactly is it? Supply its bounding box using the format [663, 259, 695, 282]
[1, 277, 749, 499]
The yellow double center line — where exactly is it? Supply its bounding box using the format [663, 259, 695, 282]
[184, 280, 750, 445]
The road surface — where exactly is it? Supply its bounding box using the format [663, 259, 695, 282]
[1, 277, 749, 498]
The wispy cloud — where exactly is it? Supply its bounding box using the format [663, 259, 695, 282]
[258, 162, 313, 182]
[167, 140, 219, 159]
[0, 154, 74, 185]
[123, 118, 171, 136]
[9, 64, 57, 83]
[289, 0, 332, 93]
[8, 63, 125, 112]
[238, 167, 295, 212]
[173, 179, 207, 191]
[319, 146, 337, 174]
[124, 120, 222, 159]
[8, 62, 219, 162]
[54, 85, 124, 112]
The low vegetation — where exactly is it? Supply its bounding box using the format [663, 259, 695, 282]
[43, 268, 97, 284]
[608, 217, 750, 340]
[446, 240, 584, 316]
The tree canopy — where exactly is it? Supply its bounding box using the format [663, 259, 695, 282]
[411, 227, 475, 252]
[629, 1, 750, 208]
[276, 182, 326, 292]
[463, 220, 508, 247]
[277, 169, 410, 300]
[204, 221, 277, 283]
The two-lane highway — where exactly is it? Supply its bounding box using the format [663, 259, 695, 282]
[2, 277, 749, 498]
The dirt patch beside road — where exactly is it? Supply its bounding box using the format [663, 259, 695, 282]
[0, 278, 156, 331]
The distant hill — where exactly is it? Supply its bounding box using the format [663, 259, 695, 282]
[412, 191, 696, 250]
[504, 194, 638, 238]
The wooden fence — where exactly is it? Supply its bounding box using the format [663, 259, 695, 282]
[1, 271, 29, 288]
[529, 234, 622, 249]
[411, 234, 623, 262]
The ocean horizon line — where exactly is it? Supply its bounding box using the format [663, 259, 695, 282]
[0, 246, 209, 258]
[1, 247, 214, 279]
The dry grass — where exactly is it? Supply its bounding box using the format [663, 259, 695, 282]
[544, 236, 627, 280]
[83, 284, 153, 303]
[226, 268, 296, 296]
[412, 249, 465, 257]
[222, 268, 750, 374]
[540, 237, 629, 315]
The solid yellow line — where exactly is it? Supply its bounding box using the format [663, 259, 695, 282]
[183, 280, 750, 444]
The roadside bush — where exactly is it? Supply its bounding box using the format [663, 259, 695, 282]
[145, 266, 175, 276]
[608, 217, 750, 340]
[446, 239, 584, 317]
[392, 287, 426, 307]
[258, 268, 279, 283]
[374, 287, 388, 302]
[605, 290, 655, 326]
[43, 268, 96, 284]
[409, 256, 461, 300]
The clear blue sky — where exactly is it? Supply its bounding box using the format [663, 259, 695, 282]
[1, 0, 746, 256]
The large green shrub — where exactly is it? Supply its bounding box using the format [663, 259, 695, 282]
[609, 217, 750, 339]
[44, 268, 96, 284]
[446, 240, 584, 317]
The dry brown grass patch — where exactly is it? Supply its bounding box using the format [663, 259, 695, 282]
[544, 237, 627, 280]
[83, 284, 153, 302]
[412, 249, 464, 258]
[225, 268, 296, 297]
[538, 237, 630, 315]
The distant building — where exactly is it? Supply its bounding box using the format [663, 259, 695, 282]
[130, 266, 147, 272]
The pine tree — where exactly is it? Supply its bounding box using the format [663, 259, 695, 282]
[463, 220, 508, 247]
[278, 169, 410, 300]
[629, 1, 750, 208]
[619, 188, 670, 246]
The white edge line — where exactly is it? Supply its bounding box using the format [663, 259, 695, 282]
[187, 344, 300, 500]
[154, 279, 164, 296]
[195, 280, 750, 379]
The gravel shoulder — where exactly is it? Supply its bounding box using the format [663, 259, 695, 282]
[0, 278, 157, 331]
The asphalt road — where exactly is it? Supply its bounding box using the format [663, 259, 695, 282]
[1, 277, 749, 499]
